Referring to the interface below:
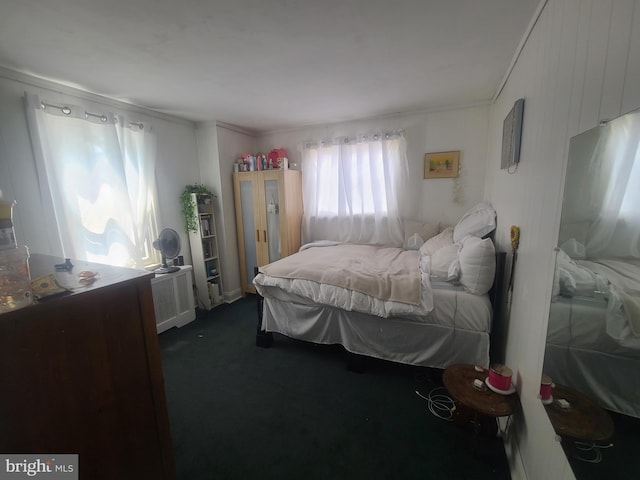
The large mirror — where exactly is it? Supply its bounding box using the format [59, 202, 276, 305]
[543, 108, 640, 477]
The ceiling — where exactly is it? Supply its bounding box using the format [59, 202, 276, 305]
[0, 0, 540, 133]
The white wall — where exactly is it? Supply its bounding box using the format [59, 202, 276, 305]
[208, 107, 491, 302]
[257, 105, 490, 228]
[484, 1, 640, 479]
[197, 123, 256, 302]
[0, 69, 201, 266]
[5, 7, 638, 478]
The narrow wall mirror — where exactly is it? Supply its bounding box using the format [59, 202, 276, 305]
[542, 108, 640, 478]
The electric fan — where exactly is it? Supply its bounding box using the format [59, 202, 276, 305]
[152, 228, 181, 274]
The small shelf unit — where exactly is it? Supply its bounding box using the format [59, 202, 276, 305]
[188, 193, 224, 310]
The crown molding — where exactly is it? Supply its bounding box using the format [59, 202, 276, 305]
[0, 64, 196, 126]
[493, 0, 548, 102]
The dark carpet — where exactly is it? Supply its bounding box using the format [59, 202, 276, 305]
[563, 410, 640, 480]
[159, 296, 511, 480]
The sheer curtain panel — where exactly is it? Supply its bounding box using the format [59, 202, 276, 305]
[585, 111, 640, 258]
[301, 132, 408, 246]
[25, 93, 160, 268]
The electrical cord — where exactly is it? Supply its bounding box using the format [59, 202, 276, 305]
[415, 387, 456, 421]
[572, 441, 614, 463]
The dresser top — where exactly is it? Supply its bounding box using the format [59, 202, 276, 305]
[1, 253, 154, 317]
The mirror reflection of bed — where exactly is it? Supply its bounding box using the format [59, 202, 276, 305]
[543, 108, 640, 477]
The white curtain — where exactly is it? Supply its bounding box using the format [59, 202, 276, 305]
[585, 111, 640, 258]
[301, 132, 408, 246]
[25, 93, 160, 268]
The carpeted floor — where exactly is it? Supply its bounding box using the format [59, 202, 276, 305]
[562, 410, 640, 480]
[159, 296, 511, 479]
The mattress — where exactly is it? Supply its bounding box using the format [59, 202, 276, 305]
[258, 280, 491, 331]
[547, 295, 640, 357]
[545, 295, 640, 418]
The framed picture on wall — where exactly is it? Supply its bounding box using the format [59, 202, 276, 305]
[501, 98, 525, 169]
[424, 150, 460, 179]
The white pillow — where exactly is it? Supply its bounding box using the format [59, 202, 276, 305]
[403, 219, 439, 249]
[553, 249, 574, 297]
[557, 266, 577, 296]
[420, 227, 454, 257]
[405, 233, 423, 251]
[560, 238, 586, 260]
[458, 236, 496, 295]
[555, 249, 603, 296]
[453, 202, 497, 243]
[430, 244, 461, 281]
[558, 221, 590, 246]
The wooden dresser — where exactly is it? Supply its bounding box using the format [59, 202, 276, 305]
[0, 254, 175, 480]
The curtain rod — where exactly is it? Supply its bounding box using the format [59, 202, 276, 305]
[40, 100, 144, 129]
[304, 130, 405, 148]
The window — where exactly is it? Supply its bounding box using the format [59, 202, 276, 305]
[302, 132, 408, 246]
[25, 94, 160, 269]
[583, 111, 640, 257]
[619, 143, 640, 219]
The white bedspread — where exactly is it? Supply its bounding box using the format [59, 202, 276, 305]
[254, 244, 433, 318]
[579, 258, 640, 342]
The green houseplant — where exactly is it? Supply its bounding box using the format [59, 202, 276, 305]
[180, 184, 213, 233]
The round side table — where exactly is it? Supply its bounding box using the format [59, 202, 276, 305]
[544, 384, 614, 444]
[443, 364, 520, 448]
[443, 364, 520, 417]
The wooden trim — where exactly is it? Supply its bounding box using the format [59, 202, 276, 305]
[137, 281, 176, 478]
[489, 252, 507, 364]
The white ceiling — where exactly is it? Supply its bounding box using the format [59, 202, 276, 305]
[0, 0, 540, 132]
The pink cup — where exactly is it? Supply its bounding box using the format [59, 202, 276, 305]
[540, 374, 554, 401]
[488, 364, 512, 391]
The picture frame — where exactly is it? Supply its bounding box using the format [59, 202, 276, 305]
[424, 150, 460, 179]
[501, 98, 525, 169]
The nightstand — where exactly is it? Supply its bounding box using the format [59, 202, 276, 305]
[443, 364, 520, 447]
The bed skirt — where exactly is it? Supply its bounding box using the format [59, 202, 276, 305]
[262, 296, 490, 369]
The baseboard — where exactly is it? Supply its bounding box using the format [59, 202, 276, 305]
[498, 416, 527, 480]
[223, 288, 243, 304]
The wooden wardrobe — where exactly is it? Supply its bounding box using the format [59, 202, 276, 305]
[233, 170, 303, 294]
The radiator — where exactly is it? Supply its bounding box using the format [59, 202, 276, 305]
[151, 265, 196, 333]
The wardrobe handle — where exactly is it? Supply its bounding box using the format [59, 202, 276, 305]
[256, 229, 260, 242]
[263, 230, 267, 242]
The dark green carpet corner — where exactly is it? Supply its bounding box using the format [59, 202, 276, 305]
[159, 296, 511, 479]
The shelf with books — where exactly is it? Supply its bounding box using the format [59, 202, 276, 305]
[187, 193, 224, 310]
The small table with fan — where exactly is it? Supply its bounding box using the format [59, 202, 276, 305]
[443, 364, 520, 449]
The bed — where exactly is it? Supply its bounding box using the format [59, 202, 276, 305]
[252, 203, 506, 370]
[544, 249, 640, 418]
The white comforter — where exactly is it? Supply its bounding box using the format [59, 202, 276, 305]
[254, 244, 434, 319]
[556, 252, 640, 346]
[580, 258, 640, 346]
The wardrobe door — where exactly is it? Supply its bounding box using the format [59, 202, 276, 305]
[261, 173, 283, 264]
[234, 173, 260, 293]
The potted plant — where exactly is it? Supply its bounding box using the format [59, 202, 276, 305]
[180, 184, 213, 233]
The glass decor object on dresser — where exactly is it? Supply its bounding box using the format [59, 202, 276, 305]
[232, 170, 303, 294]
[187, 193, 224, 310]
[542, 107, 640, 477]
